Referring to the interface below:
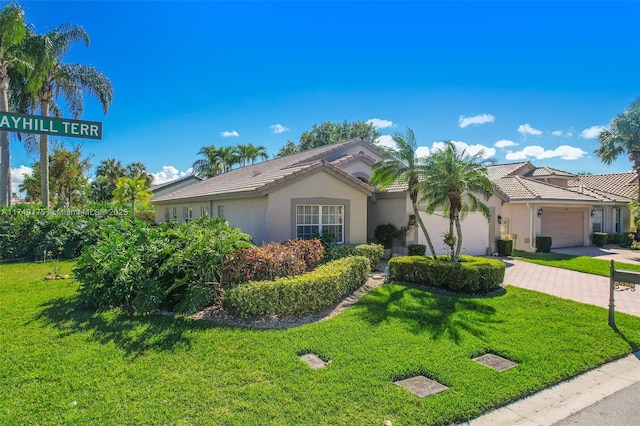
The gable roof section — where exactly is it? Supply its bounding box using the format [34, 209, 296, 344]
[495, 176, 601, 202]
[525, 166, 576, 179]
[486, 162, 533, 180]
[150, 174, 202, 193]
[152, 138, 379, 203]
[568, 172, 637, 201]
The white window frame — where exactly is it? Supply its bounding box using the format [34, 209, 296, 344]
[201, 206, 209, 218]
[172, 207, 178, 221]
[183, 207, 193, 222]
[296, 204, 344, 243]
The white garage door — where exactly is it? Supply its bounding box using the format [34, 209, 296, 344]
[541, 210, 584, 248]
[418, 211, 489, 256]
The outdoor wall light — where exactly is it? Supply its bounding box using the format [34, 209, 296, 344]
[538, 208, 543, 217]
[591, 209, 596, 217]
[497, 215, 502, 224]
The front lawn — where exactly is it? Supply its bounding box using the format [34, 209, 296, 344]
[512, 250, 640, 276]
[2, 261, 640, 425]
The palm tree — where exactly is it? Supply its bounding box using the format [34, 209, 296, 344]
[218, 146, 240, 172]
[0, 3, 27, 206]
[96, 158, 126, 185]
[595, 98, 640, 202]
[24, 23, 113, 207]
[112, 176, 152, 218]
[193, 145, 223, 178]
[370, 129, 437, 258]
[237, 143, 269, 166]
[126, 161, 152, 187]
[420, 141, 494, 261]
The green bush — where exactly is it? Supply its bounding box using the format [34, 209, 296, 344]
[224, 256, 371, 318]
[536, 236, 552, 253]
[323, 243, 384, 270]
[407, 244, 426, 256]
[374, 223, 400, 249]
[496, 239, 513, 256]
[605, 232, 634, 247]
[388, 255, 505, 293]
[74, 218, 253, 314]
[592, 232, 608, 247]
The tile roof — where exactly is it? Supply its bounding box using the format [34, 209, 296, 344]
[525, 166, 576, 178]
[152, 138, 381, 203]
[568, 172, 637, 201]
[494, 176, 601, 202]
[150, 174, 202, 193]
[485, 162, 533, 180]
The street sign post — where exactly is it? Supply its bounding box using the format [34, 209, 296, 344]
[0, 112, 102, 140]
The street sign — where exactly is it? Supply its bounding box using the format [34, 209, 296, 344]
[0, 112, 102, 140]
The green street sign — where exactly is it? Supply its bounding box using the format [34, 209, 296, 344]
[0, 112, 102, 140]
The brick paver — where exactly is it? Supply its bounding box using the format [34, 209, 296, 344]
[504, 249, 640, 317]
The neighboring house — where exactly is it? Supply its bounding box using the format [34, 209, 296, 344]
[150, 174, 203, 202]
[152, 140, 636, 254]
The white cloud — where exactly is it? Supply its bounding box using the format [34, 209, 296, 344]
[505, 145, 587, 161]
[431, 140, 496, 159]
[366, 118, 396, 129]
[151, 166, 192, 185]
[415, 146, 430, 158]
[270, 124, 289, 134]
[458, 114, 495, 128]
[580, 125, 606, 139]
[552, 130, 574, 137]
[375, 135, 397, 149]
[494, 139, 517, 148]
[517, 123, 543, 136]
[10, 165, 32, 195]
[220, 130, 239, 138]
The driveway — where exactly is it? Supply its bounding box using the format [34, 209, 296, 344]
[504, 246, 640, 317]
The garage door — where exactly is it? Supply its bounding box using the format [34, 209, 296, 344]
[541, 210, 584, 248]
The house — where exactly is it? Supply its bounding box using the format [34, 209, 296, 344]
[152, 140, 636, 254]
[150, 174, 203, 200]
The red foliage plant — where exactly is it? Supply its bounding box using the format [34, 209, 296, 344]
[222, 238, 323, 286]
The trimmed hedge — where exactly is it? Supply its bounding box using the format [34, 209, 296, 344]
[323, 243, 384, 270]
[593, 232, 608, 247]
[536, 236, 552, 253]
[496, 239, 513, 256]
[388, 255, 505, 293]
[222, 239, 323, 285]
[407, 244, 426, 256]
[224, 256, 371, 318]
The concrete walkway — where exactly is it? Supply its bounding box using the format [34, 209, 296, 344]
[465, 246, 640, 425]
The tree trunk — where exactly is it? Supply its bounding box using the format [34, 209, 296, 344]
[454, 213, 463, 261]
[413, 202, 437, 259]
[0, 66, 11, 207]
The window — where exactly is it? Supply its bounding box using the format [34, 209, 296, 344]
[592, 210, 602, 233]
[164, 208, 170, 222]
[172, 207, 178, 221]
[217, 205, 225, 219]
[183, 207, 193, 222]
[201, 206, 209, 218]
[296, 204, 343, 243]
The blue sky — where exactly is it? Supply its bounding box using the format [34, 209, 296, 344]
[9, 0, 640, 190]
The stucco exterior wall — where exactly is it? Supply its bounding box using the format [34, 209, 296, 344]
[267, 170, 369, 244]
[339, 161, 373, 181]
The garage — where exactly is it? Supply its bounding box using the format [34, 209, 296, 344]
[541, 209, 585, 248]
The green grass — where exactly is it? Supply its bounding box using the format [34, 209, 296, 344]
[512, 250, 640, 276]
[2, 261, 640, 425]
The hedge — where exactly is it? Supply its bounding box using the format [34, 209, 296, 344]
[323, 243, 384, 270]
[224, 256, 371, 318]
[593, 232, 608, 247]
[388, 255, 505, 293]
[536, 236, 552, 253]
[407, 244, 426, 256]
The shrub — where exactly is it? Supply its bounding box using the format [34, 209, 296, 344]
[621, 232, 635, 248]
[407, 244, 426, 256]
[592, 232, 608, 247]
[535, 236, 552, 253]
[496, 239, 513, 256]
[374, 223, 400, 249]
[606, 232, 634, 247]
[224, 256, 370, 318]
[388, 255, 505, 293]
[221, 239, 323, 286]
[74, 218, 253, 314]
[323, 243, 383, 270]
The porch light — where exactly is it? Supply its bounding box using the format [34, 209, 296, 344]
[537, 208, 543, 217]
[497, 215, 502, 224]
[591, 209, 596, 217]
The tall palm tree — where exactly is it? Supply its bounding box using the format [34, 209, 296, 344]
[112, 176, 152, 219]
[370, 129, 437, 258]
[420, 141, 494, 261]
[25, 23, 113, 207]
[218, 145, 240, 172]
[595, 98, 640, 202]
[193, 145, 223, 178]
[96, 158, 126, 185]
[0, 3, 27, 206]
[237, 143, 269, 166]
[126, 161, 152, 187]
